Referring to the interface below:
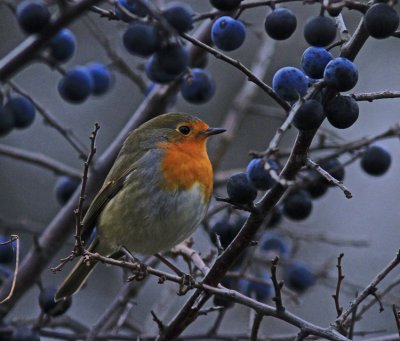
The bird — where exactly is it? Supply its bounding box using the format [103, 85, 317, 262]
[55, 113, 225, 301]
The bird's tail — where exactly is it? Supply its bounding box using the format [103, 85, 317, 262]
[55, 238, 99, 302]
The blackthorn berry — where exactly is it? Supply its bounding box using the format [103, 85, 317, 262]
[16, 0, 51, 34]
[211, 16, 246, 51]
[324, 57, 358, 92]
[272, 67, 308, 101]
[123, 22, 161, 57]
[283, 189, 312, 220]
[163, 2, 194, 33]
[58, 66, 93, 103]
[180, 68, 216, 104]
[264, 8, 297, 40]
[152, 44, 189, 76]
[284, 260, 316, 293]
[246, 158, 280, 191]
[361, 145, 391, 176]
[301, 46, 333, 79]
[293, 99, 325, 131]
[55, 176, 80, 205]
[87, 63, 112, 96]
[260, 232, 291, 259]
[227, 172, 257, 205]
[49, 29, 76, 63]
[364, 3, 399, 39]
[324, 95, 359, 129]
[304, 15, 336, 47]
[4, 96, 36, 129]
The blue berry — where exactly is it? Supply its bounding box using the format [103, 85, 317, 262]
[264, 8, 297, 40]
[246, 158, 280, 191]
[364, 3, 399, 39]
[301, 47, 333, 79]
[55, 176, 80, 205]
[227, 172, 257, 205]
[4, 96, 36, 129]
[209, 219, 239, 248]
[0, 236, 15, 264]
[49, 29, 76, 63]
[180, 68, 216, 104]
[210, 0, 242, 11]
[58, 66, 93, 103]
[272, 67, 308, 101]
[39, 286, 72, 316]
[327, 0, 342, 17]
[304, 16, 336, 47]
[324, 94, 359, 129]
[16, 0, 51, 34]
[145, 56, 178, 84]
[284, 260, 316, 293]
[283, 189, 312, 220]
[211, 16, 246, 51]
[293, 99, 325, 131]
[163, 3, 194, 33]
[260, 232, 291, 259]
[324, 57, 358, 92]
[87, 63, 112, 96]
[123, 22, 161, 57]
[115, 0, 148, 21]
[153, 44, 189, 76]
[0, 105, 15, 137]
[361, 145, 391, 176]
[239, 274, 272, 301]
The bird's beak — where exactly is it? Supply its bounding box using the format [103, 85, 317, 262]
[203, 127, 226, 137]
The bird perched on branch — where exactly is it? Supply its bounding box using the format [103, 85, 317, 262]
[55, 113, 225, 301]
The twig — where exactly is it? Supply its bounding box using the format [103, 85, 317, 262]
[352, 90, 400, 102]
[0, 235, 19, 304]
[8, 81, 87, 158]
[172, 242, 210, 276]
[335, 14, 351, 42]
[392, 305, 400, 338]
[181, 32, 290, 112]
[348, 292, 358, 340]
[151, 311, 164, 333]
[271, 257, 285, 313]
[0, 143, 81, 178]
[74, 123, 100, 254]
[262, 81, 325, 157]
[83, 16, 148, 94]
[371, 289, 384, 313]
[250, 313, 263, 341]
[336, 250, 400, 328]
[332, 253, 345, 317]
[281, 228, 369, 247]
[0, 0, 104, 81]
[307, 158, 352, 199]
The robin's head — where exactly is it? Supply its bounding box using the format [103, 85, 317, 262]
[136, 113, 225, 146]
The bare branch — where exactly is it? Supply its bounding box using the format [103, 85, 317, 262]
[332, 253, 345, 317]
[0, 143, 81, 178]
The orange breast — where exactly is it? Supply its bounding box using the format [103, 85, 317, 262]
[158, 138, 213, 203]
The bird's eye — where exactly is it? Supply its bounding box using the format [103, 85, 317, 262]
[178, 125, 191, 135]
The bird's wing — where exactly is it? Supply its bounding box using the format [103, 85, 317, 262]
[80, 145, 152, 242]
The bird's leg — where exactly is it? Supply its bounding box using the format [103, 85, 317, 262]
[155, 253, 195, 295]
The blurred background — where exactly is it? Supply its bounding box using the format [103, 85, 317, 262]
[0, 0, 399, 339]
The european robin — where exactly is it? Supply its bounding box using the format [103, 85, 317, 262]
[55, 113, 225, 300]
